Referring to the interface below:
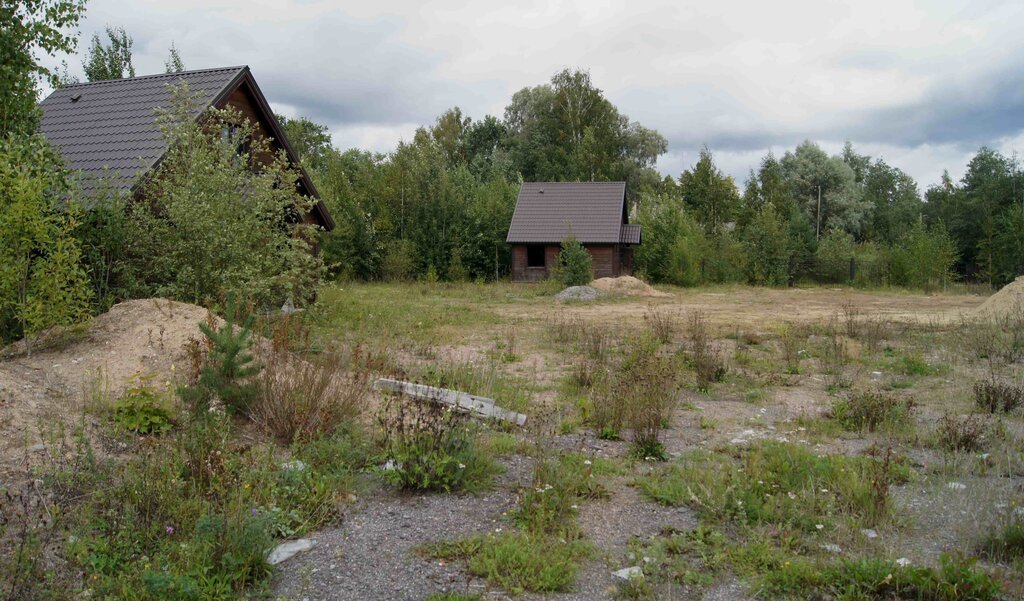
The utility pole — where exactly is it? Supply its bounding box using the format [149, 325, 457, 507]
[816, 185, 822, 240]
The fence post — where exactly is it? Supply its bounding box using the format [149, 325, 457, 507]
[849, 257, 856, 284]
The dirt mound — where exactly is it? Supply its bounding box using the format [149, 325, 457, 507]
[974, 276, 1024, 319]
[590, 276, 672, 298]
[0, 299, 220, 468]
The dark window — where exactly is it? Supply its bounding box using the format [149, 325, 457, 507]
[527, 245, 545, 268]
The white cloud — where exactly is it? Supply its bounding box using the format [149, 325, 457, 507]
[43, 0, 1024, 188]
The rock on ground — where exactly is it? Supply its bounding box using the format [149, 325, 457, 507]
[555, 286, 602, 301]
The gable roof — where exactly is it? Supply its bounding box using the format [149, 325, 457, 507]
[38, 66, 334, 230]
[506, 182, 635, 244]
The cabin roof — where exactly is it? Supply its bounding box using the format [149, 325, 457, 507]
[506, 182, 634, 244]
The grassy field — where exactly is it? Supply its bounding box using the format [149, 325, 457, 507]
[4, 281, 1023, 600]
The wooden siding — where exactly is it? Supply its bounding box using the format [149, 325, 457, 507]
[510, 243, 634, 282]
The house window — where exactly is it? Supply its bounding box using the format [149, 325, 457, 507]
[527, 245, 545, 268]
[220, 124, 252, 157]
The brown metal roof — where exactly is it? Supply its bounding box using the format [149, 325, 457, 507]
[620, 223, 641, 244]
[38, 66, 334, 230]
[506, 182, 638, 244]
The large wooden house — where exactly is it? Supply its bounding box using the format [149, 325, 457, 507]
[506, 182, 640, 282]
[37, 65, 334, 230]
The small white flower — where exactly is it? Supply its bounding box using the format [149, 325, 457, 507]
[458, 463, 466, 469]
[788, 492, 797, 499]
[583, 460, 592, 466]
[570, 504, 578, 510]
[820, 488, 829, 494]
[815, 524, 824, 530]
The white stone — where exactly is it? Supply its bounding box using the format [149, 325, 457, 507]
[612, 566, 643, 581]
[870, 371, 883, 381]
[860, 529, 878, 539]
[820, 543, 842, 554]
[896, 557, 911, 567]
[281, 460, 307, 472]
[947, 482, 966, 491]
[267, 539, 316, 565]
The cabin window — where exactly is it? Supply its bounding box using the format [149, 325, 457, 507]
[527, 245, 545, 268]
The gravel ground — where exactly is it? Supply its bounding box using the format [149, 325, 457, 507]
[272, 455, 715, 601]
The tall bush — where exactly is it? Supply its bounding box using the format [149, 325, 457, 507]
[0, 135, 91, 348]
[889, 221, 958, 290]
[815, 228, 856, 283]
[126, 84, 324, 307]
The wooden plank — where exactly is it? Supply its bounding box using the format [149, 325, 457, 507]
[373, 378, 527, 426]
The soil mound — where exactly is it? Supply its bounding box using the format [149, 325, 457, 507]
[974, 276, 1024, 319]
[591, 276, 672, 298]
[555, 286, 602, 301]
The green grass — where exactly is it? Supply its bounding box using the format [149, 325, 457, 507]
[413, 360, 535, 414]
[830, 390, 916, 433]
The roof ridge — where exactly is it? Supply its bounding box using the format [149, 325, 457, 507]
[59, 66, 247, 88]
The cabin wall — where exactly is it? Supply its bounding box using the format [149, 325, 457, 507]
[511, 243, 634, 282]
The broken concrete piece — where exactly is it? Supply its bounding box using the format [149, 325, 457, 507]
[267, 539, 316, 565]
[612, 566, 643, 581]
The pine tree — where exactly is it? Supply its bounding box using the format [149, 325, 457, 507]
[180, 292, 261, 413]
[556, 235, 593, 286]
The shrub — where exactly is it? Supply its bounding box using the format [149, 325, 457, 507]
[815, 228, 856, 283]
[253, 351, 369, 443]
[644, 306, 678, 344]
[777, 325, 804, 374]
[888, 221, 958, 291]
[742, 206, 791, 286]
[980, 514, 1024, 562]
[974, 378, 1024, 414]
[555, 235, 592, 287]
[378, 395, 499, 493]
[113, 374, 175, 434]
[820, 326, 851, 389]
[830, 390, 915, 432]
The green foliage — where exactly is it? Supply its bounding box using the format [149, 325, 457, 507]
[179, 293, 261, 413]
[127, 84, 324, 307]
[114, 375, 175, 434]
[742, 206, 791, 286]
[556, 235, 593, 287]
[679, 147, 742, 232]
[378, 396, 500, 493]
[889, 221, 958, 290]
[82, 26, 136, 81]
[634, 194, 706, 286]
[815, 228, 856, 283]
[638, 441, 904, 531]
[0, 135, 92, 348]
[0, 0, 87, 136]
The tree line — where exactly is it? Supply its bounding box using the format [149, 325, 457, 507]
[3, 3, 1023, 346]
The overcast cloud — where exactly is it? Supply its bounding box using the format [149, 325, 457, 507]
[51, 0, 1024, 188]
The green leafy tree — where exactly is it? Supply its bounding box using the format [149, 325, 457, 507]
[0, 135, 91, 349]
[127, 84, 324, 307]
[556, 235, 593, 286]
[781, 140, 869, 239]
[992, 204, 1024, 286]
[633, 193, 705, 286]
[279, 115, 332, 173]
[679, 147, 741, 232]
[0, 0, 87, 136]
[815, 228, 856, 283]
[164, 41, 184, 73]
[742, 207, 791, 286]
[82, 25, 135, 81]
[889, 222, 958, 291]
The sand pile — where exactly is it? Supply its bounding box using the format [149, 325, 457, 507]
[591, 276, 672, 298]
[974, 276, 1024, 319]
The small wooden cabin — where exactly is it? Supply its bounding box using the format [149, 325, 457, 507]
[506, 182, 640, 282]
[38, 66, 334, 230]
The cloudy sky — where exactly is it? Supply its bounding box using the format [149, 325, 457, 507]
[51, 0, 1024, 188]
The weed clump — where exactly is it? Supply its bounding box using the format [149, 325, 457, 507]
[687, 312, 726, 391]
[378, 394, 500, 493]
[113, 374, 175, 434]
[973, 378, 1024, 414]
[934, 413, 989, 452]
[830, 389, 916, 433]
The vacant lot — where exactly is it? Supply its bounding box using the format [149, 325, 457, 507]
[270, 282, 1022, 600]
[3, 282, 1022, 600]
